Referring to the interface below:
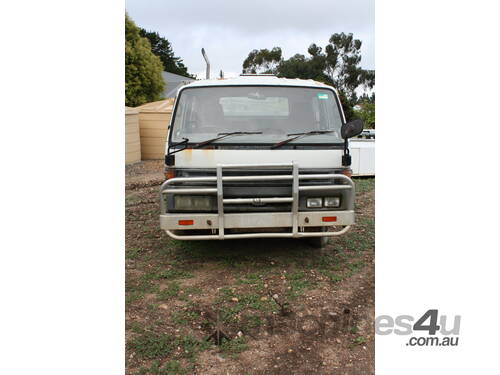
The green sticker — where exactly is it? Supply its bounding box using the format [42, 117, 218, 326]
[317, 93, 329, 100]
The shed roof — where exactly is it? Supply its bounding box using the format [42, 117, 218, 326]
[136, 98, 175, 113]
[162, 71, 195, 98]
[125, 106, 139, 115]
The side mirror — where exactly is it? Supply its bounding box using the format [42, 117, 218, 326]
[341, 119, 364, 139]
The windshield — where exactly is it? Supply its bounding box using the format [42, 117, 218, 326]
[171, 86, 344, 145]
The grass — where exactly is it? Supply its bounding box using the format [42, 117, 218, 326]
[171, 310, 199, 325]
[126, 247, 144, 260]
[126, 174, 375, 372]
[134, 360, 188, 375]
[318, 269, 344, 283]
[220, 337, 248, 357]
[351, 336, 367, 347]
[157, 281, 181, 300]
[241, 314, 263, 329]
[287, 271, 313, 299]
[126, 275, 156, 294]
[156, 269, 193, 280]
[126, 274, 159, 304]
[353, 177, 375, 193]
[216, 289, 275, 325]
[128, 332, 176, 359]
[236, 272, 264, 287]
[128, 331, 211, 361]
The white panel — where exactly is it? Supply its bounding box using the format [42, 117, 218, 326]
[350, 148, 361, 175]
[350, 139, 375, 176]
[174, 149, 344, 169]
[359, 146, 375, 175]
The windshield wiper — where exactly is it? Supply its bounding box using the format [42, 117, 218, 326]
[193, 131, 262, 148]
[270, 130, 336, 149]
[168, 137, 190, 155]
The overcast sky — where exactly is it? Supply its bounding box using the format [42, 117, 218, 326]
[125, 0, 374, 79]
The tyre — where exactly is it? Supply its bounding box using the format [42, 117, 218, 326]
[307, 227, 329, 248]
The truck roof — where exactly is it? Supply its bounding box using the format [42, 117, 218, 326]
[181, 75, 337, 91]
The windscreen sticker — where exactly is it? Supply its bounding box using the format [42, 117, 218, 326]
[317, 93, 329, 100]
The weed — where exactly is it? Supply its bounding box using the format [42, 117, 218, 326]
[215, 289, 274, 325]
[236, 272, 261, 285]
[129, 321, 145, 334]
[287, 271, 312, 298]
[319, 269, 344, 283]
[175, 335, 211, 360]
[128, 332, 175, 359]
[126, 247, 143, 260]
[135, 360, 187, 375]
[220, 337, 248, 356]
[352, 336, 367, 346]
[147, 303, 160, 312]
[157, 281, 181, 300]
[353, 177, 375, 193]
[171, 310, 199, 326]
[126, 291, 144, 304]
[241, 314, 262, 329]
[126, 274, 160, 305]
[128, 332, 210, 361]
[183, 286, 202, 295]
[156, 269, 193, 280]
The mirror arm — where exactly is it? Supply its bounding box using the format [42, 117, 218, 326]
[342, 138, 351, 166]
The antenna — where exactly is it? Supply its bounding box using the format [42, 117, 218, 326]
[201, 48, 210, 79]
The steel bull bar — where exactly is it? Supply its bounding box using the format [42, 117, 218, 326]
[160, 163, 355, 240]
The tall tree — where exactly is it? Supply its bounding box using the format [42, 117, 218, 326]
[242, 47, 282, 74]
[125, 14, 165, 107]
[354, 102, 375, 129]
[324, 33, 374, 101]
[139, 29, 194, 78]
[241, 33, 375, 120]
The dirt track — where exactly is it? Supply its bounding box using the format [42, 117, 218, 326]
[125, 160, 374, 375]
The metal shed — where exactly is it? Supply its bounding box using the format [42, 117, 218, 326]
[161, 71, 195, 98]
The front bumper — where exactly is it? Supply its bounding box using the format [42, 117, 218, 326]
[160, 162, 355, 240]
[160, 210, 354, 240]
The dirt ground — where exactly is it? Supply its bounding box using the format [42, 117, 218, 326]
[125, 160, 375, 375]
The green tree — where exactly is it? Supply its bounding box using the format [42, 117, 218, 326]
[354, 102, 375, 129]
[125, 14, 165, 107]
[338, 90, 356, 123]
[241, 33, 375, 121]
[324, 33, 374, 101]
[278, 53, 328, 82]
[139, 29, 194, 78]
[242, 47, 282, 74]
[358, 92, 375, 104]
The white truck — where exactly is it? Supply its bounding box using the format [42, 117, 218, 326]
[159, 75, 363, 247]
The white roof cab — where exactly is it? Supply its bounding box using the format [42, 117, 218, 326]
[184, 75, 339, 89]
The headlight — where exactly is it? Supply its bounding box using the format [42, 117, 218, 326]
[174, 195, 213, 210]
[306, 198, 323, 208]
[324, 197, 341, 208]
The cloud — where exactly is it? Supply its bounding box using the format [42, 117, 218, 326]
[126, 0, 374, 77]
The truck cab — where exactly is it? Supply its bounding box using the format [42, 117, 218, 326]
[159, 75, 363, 247]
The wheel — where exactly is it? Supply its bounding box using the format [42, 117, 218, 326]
[307, 227, 329, 248]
